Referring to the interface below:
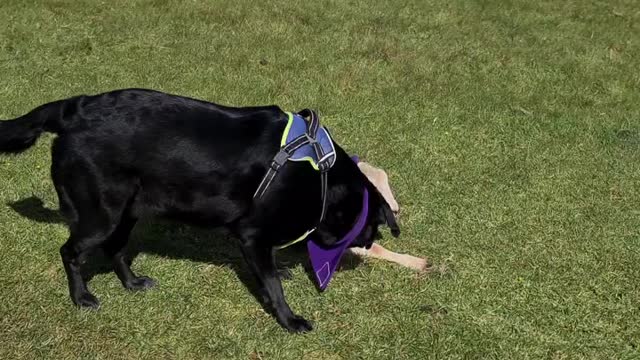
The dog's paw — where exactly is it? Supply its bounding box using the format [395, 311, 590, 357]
[283, 315, 313, 333]
[124, 276, 156, 291]
[277, 268, 293, 280]
[73, 292, 100, 309]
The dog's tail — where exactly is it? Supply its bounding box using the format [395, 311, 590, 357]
[0, 98, 76, 153]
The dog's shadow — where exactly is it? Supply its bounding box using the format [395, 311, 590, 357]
[9, 196, 363, 306]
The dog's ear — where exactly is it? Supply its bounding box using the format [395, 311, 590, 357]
[377, 194, 400, 237]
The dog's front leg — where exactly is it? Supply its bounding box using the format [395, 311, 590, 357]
[239, 240, 313, 333]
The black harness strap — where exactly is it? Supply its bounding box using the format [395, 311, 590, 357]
[253, 109, 332, 223]
[253, 134, 309, 199]
[297, 109, 332, 222]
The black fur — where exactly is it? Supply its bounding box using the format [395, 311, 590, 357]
[0, 89, 399, 333]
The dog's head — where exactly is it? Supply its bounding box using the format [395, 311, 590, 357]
[314, 147, 400, 249]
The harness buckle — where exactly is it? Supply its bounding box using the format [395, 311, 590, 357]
[270, 149, 290, 171]
[317, 157, 333, 173]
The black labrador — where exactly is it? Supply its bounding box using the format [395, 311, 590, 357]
[0, 89, 399, 333]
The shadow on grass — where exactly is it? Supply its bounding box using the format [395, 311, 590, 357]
[8, 196, 363, 313]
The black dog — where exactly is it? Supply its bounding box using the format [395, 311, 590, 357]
[0, 89, 399, 333]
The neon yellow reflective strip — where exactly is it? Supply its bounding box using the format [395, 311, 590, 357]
[275, 228, 315, 250]
[280, 112, 294, 147]
[280, 112, 321, 171]
[289, 157, 320, 171]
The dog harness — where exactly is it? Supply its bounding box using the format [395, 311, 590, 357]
[253, 112, 368, 290]
[253, 109, 336, 249]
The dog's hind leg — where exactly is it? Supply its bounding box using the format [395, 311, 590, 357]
[102, 214, 156, 291]
[53, 151, 134, 308]
[59, 214, 120, 309]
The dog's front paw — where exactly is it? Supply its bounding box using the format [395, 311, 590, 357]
[73, 292, 100, 309]
[277, 268, 293, 280]
[124, 276, 156, 291]
[282, 315, 313, 333]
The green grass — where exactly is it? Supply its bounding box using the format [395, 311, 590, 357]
[1, 0, 639, 358]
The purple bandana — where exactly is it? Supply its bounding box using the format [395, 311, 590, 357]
[307, 156, 369, 290]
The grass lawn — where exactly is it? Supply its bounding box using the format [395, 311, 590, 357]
[1, 0, 639, 358]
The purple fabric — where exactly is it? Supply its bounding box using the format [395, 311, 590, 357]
[307, 155, 368, 290]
